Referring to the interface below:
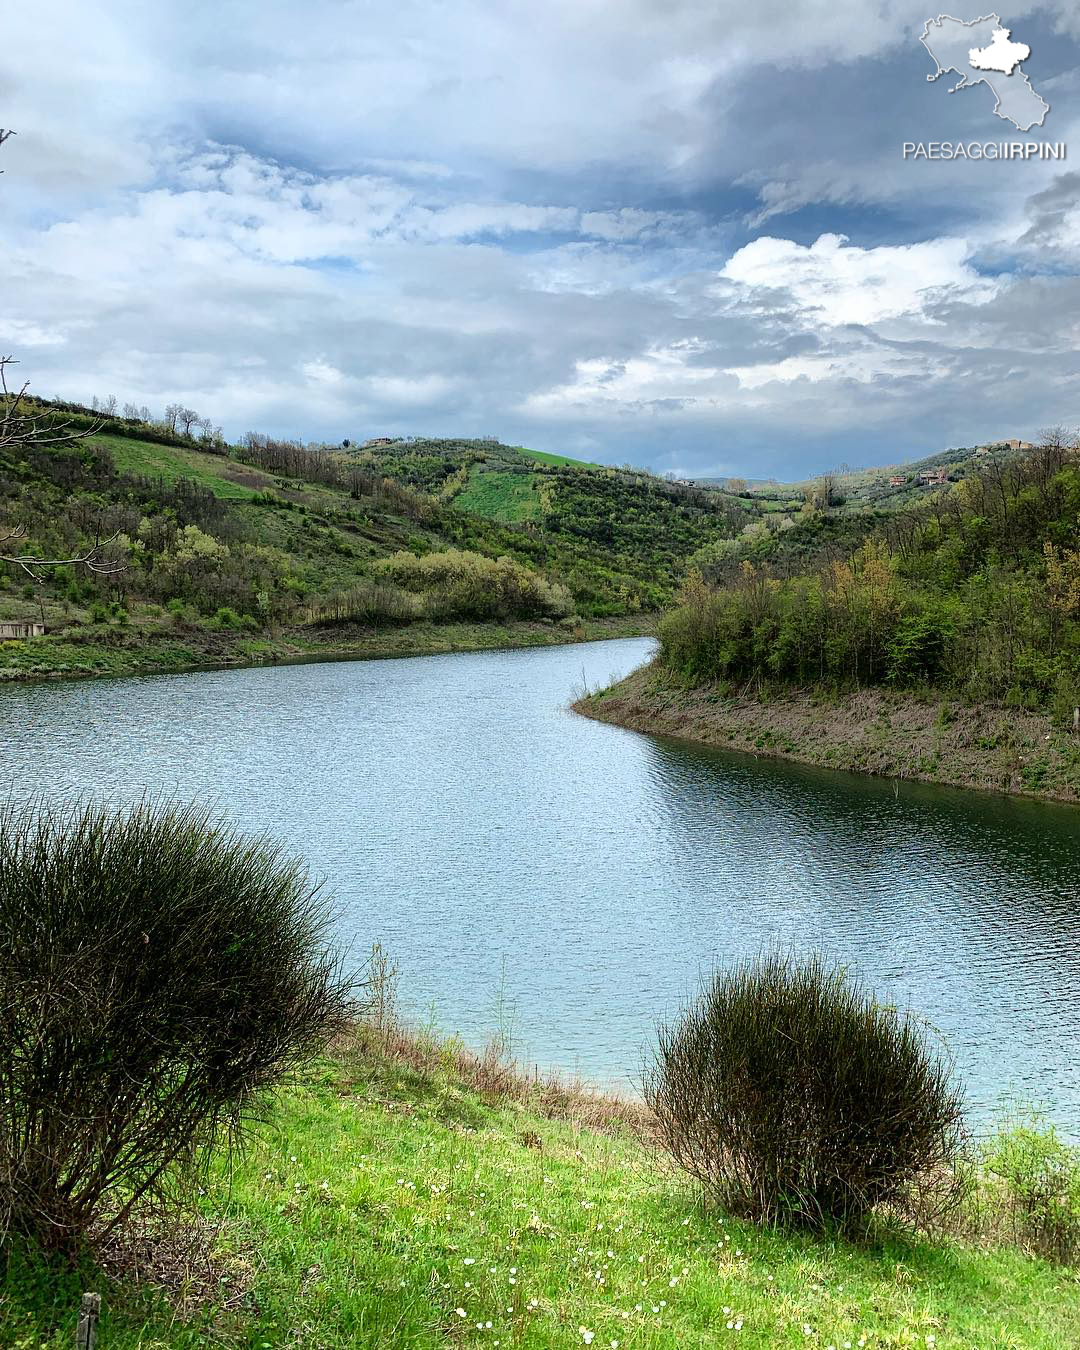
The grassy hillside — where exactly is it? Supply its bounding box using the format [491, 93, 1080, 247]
[455, 464, 546, 521]
[7, 1028, 1078, 1348]
[0, 409, 743, 680]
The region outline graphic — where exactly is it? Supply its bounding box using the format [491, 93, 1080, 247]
[920, 13, 1049, 132]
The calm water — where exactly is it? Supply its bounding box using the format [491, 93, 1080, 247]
[2, 636, 1079, 1130]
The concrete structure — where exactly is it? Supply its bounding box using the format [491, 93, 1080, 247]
[0, 620, 45, 640]
[889, 474, 907, 486]
[917, 468, 949, 487]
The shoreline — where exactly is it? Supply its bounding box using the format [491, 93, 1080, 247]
[0, 614, 656, 685]
[573, 662, 1080, 806]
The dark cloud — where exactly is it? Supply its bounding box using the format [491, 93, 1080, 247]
[2, 1, 1080, 478]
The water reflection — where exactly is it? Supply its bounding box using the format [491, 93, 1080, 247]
[0, 638, 1077, 1130]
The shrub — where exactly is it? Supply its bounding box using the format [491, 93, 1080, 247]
[980, 1111, 1080, 1263]
[379, 548, 573, 622]
[0, 799, 357, 1254]
[645, 953, 965, 1232]
[306, 579, 421, 627]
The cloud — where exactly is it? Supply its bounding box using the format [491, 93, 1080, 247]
[3, 2, 1080, 479]
[718, 233, 998, 327]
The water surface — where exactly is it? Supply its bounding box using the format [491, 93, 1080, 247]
[2, 637, 1078, 1129]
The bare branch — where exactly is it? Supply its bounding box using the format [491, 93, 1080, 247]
[0, 531, 128, 585]
[0, 355, 106, 453]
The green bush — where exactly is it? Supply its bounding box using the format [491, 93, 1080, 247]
[209, 605, 258, 631]
[645, 953, 965, 1232]
[379, 548, 572, 622]
[0, 799, 357, 1255]
[980, 1111, 1080, 1263]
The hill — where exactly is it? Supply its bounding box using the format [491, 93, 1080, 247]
[577, 436, 1080, 802]
[0, 400, 742, 681]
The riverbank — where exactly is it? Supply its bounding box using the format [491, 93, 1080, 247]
[0, 614, 655, 684]
[7, 1025, 1078, 1348]
[574, 663, 1080, 805]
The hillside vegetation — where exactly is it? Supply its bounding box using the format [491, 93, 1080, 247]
[660, 439, 1080, 715]
[574, 437, 1080, 802]
[0, 404, 743, 680]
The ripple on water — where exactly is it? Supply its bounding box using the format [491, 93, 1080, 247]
[2, 636, 1079, 1131]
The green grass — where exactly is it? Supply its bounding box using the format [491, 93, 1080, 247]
[515, 446, 603, 470]
[5, 1040, 1078, 1348]
[455, 467, 546, 522]
[0, 614, 653, 684]
[90, 433, 267, 500]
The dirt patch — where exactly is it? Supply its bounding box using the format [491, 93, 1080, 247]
[221, 465, 273, 490]
[575, 664, 1080, 805]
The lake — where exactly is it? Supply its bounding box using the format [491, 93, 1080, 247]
[3, 636, 1079, 1131]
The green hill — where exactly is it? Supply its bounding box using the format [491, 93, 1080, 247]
[578, 436, 1080, 801]
[0, 406, 743, 681]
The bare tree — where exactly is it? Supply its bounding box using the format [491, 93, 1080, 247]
[0, 356, 101, 454]
[0, 358, 127, 582]
[177, 407, 201, 436]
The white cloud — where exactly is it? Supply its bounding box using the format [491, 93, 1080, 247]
[719, 233, 998, 327]
[3, 2, 1080, 477]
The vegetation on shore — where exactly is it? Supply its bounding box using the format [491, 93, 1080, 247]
[0, 614, 651, 684]
[0, 384, 726, 682]
[7, 1023, 1080, 1349]
[659, 439, 1080, 713]
[576, 437, 1080, 800]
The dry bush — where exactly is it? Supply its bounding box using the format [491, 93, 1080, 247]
[0, 798, 357, 1254]
[337, 1006, 647, 1140]
[645, 953, 965, 1233]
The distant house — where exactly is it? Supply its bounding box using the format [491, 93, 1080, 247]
[0, 620, 44, 640]
[976, 438, 1034, 454]
[362, 437, 395, 448]
[917, 468, 949, 487]
[889, 474, 907, 486]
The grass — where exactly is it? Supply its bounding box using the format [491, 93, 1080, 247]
[455, 467, 546, 522]
[4, 1029, 1079, 1348]
[89, 433, 267, 500]
[0, 614, 655, 683]
[514, 446, 603, 470]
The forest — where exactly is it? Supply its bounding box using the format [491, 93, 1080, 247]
[658, 437, 1080, 721]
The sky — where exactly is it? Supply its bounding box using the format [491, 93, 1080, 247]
[3, 2, 1080, 480]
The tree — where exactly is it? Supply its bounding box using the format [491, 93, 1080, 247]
[0, 357, 126, 582]
[0, 355, 100, 458]
[177, 407, 201, 436]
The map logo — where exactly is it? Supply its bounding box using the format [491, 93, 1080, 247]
[921, 14, 1048, 131]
